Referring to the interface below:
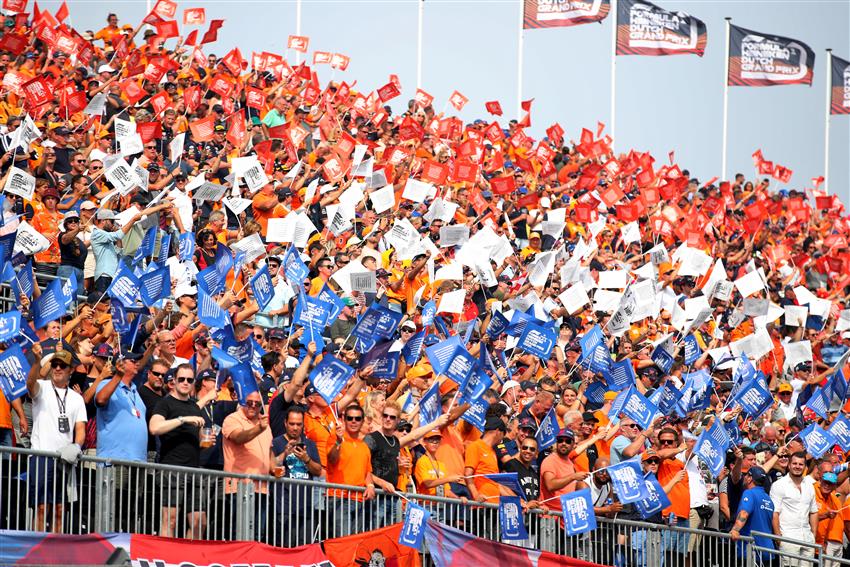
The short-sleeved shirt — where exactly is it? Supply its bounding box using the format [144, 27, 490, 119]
[222, 409, 273, 493]
[272, 434, 320, 510]
[304, 407, 337, 469]
[657, 458, 690, 520]
[95, 379, 147, 461]
[327, 433, 372, 499]
[31, 379, 87, 451]
[610, 435, 633, 465]
[814, 483, 844, 544]
[465, 439, 501, 501]
[152, 395, 204, 467]
[414, 453, 453, 497]
[503, 458, 539, 501]
[737, 486, 776, 556]
[540, 453, 578, 512]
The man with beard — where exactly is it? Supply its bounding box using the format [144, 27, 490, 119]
[770, 452, 819, 564]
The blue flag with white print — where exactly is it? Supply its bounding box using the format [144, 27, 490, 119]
[213, 243, 233, 281]
[398, 503, 430, 550]
[585, 382, 607, 406]
[139, 264, 170, 307]
[198, 288, 231, 329]
[486, 309, 510, 338]
[517, 321, 556, 359]
[535, 407, 559, 450]
[419, 381, 442, 427]
[486, 473, 526, 500]
[724, 418, 742, 445]
[681, 369, 712, 413]
[683, 334, 702, 366]
[421, 300, 437, 327]
[0, 344, 31, 402]
[799, 423, 837, 459]
[317, 282, 346, 324]
[560, 489, 596, 536]
[229, 362, 259, 406]
[694, 420, 731, 476]
[250, 264, 275, 311]
[609, 386, 657, 429]
[499, 496, 528, 541]
[506, 309, 535, 338]
[402, 330, 425, 365]
[282, 245, 309, 285]
[828, 414, 850, 452]
[250, 338, 265, 377]
[309, 354, 354, 405]
[358, 340, 400, 380]
[444, 345, 477, 389]
[651, 344, 675, 375]
[220, 326, 254, 363]
[461, 398, 489, 431]
[197, 265, 224, 296]
[105, 264, 141, 307]
[606, 359, 636, 391]
[0, 232, 15, 265]
[134, 225, 157, 263]
[634, 473, 671, 520]
[350, 304, 383, 351]
[15, 260, 34, 300]
[732, 376, 773, 418]
[178, 232, 195, 261]
[607, 457, 650, 504]
[31, 278, 68, 329]
[425, 334, 462, 375]
[157, 232, 171, 264]
[830, 370, 848, 403]
[459, 370, 493, 406]
[806, 387, 831, 420]
[0, 310, 21, 343]
[374, 305, 403, 339]
[656, 382, 684, 416]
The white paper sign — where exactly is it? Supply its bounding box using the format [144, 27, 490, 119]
[734, 269, 764, 299]
[230, 233, 266, 263]
[118, 133, 144, 156]
[401, 178, 435, 203]
[784, 305, 808, 327]
[242, 163, 269, 193]
[439, 225, 470, 248]
[222, 196, 253, 215]
[104, 158, 142, 195]
[350, 271, 376, 293]
[13, 220, 50, 255]
[369, 184, 395, 214]
[3, 166, 35, 200]
[437, 289, 466, 314]
[559, 282, 590, 315]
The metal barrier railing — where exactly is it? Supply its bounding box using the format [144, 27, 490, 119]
[0, 445, 774, 565]
[751, 531, 825, 567]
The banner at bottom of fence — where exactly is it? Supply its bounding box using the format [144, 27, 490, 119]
[425, 520, 604, 567]
[0, 530, 330, 566]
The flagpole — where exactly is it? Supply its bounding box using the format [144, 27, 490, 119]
[824, 49, 832, 194]
[721, 17, 731, 182]
[516, 0, 524, 118]
[295, 0, 303, 65]
[610, 0, 618, 148]
[416, 0, 424, 90]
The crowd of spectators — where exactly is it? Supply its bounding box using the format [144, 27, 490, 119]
[0, 4, 849, 566]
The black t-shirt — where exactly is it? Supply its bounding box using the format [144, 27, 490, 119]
[503, 458, 540, 501]
[138, 384, 163, 452]
[59, 233, 88, 270]
[152, 395, 204, 467]
[269, 393, 296, 439]
[364, 431, 400, 485]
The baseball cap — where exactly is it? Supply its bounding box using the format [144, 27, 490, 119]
[92, 343, 114, 358]
[97, 64, 115, 74]
[603, 390, 619, 402]
[343, 296, 357, 307]
[196, 368, 217, 383]
[556, 428, 575, 440]
[822, 472, 839, 484]
[96, 209, 116, 220]
[778, 383, 792, 393]
[304, 384, 318, 397]
[42, 187, 60, 200]
[80, 200, 97, 210]
[517, 417, 536, 431]
[501, 380, 521, 396]
[45, 349, 73, 366]
[642, 449, 660, 462]
[746, 467, 767, 482]
[401, 320, 417, 331]
[268, 328, 286, 340]
[423, 429, 442, 440]
[484, 416, 507, 433]
[529, 233, 541, 241]
[120, 351, 144, 361]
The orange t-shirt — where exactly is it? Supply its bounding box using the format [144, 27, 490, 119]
[327, 433, 372, 500]
[464, 439, 500, 502]
[540, 452, 578, 511]
[0, 390, 12, 429]
[33, 210, 62, 263]
[304, 407, 337, 468]
[815, 483, 844, 544]
[657, 458, 690, 519]
[436, 423, 466, 477]
[251, 192, 279, 237]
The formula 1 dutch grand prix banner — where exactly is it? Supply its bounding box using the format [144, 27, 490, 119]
[616, 0, 707, 56]
[523, 0, 610, 29]
[728, 24, 815, 86]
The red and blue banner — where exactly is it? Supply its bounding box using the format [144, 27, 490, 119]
[831, 54, 850, 115]
[616, 0, 707, 57]
[728, 24, 815, 86]
[523, 0, 610, 29]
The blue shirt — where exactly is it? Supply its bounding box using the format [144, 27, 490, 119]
[95, 379, 148, 462]
[736, 486, 775, 556]
[90, 227, 125, 280]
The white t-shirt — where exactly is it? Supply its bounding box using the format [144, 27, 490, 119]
[31, 379, 87, 451]
[681, 452, 709, 507]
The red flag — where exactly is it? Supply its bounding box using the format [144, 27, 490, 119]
[245, 87, 267, 110]
[398, 117, 424, 142]
[420, 160, 449, 185]
[546, 123, 564, 146]
[21, 75, 52, 108]
[151, 0, 177, 19]
[0, 33, 27, 55]
[330, 53, 350, 71]
[449, 90, 468, 111]
[227, 110, 248, 147]
[598, 182, 624, 207]
[200, 19, 223, 44]
[313, 51, 331, 65]
[287, 35, 309, 53]
[377, 81, 400, 103]
[136, 122, 163, 143]
[596, 121, 605, 138]
[2, 0, 27, 13]
[184, 30, 198, 46]
[189, 115, 216, 142]
[183, 7, 205, 25]
[182, 85, 201, 113]
[221, 47, 244, 76]
[485, 101, 503, 116]
[489, 175, 516, 195]
[451, 160, 478, 184]
[155, 20, 179, 39]
[54, 0, 68, 22]
[120, 79, 145, 104]
[521, 99, 533, 112]
[148, 90, 171, 115]
[60, 89, 86, 118]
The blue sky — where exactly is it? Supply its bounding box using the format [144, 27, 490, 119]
[62, 0, 849, 206]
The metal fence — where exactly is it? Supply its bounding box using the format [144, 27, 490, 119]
[4, 446, 834, 567]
